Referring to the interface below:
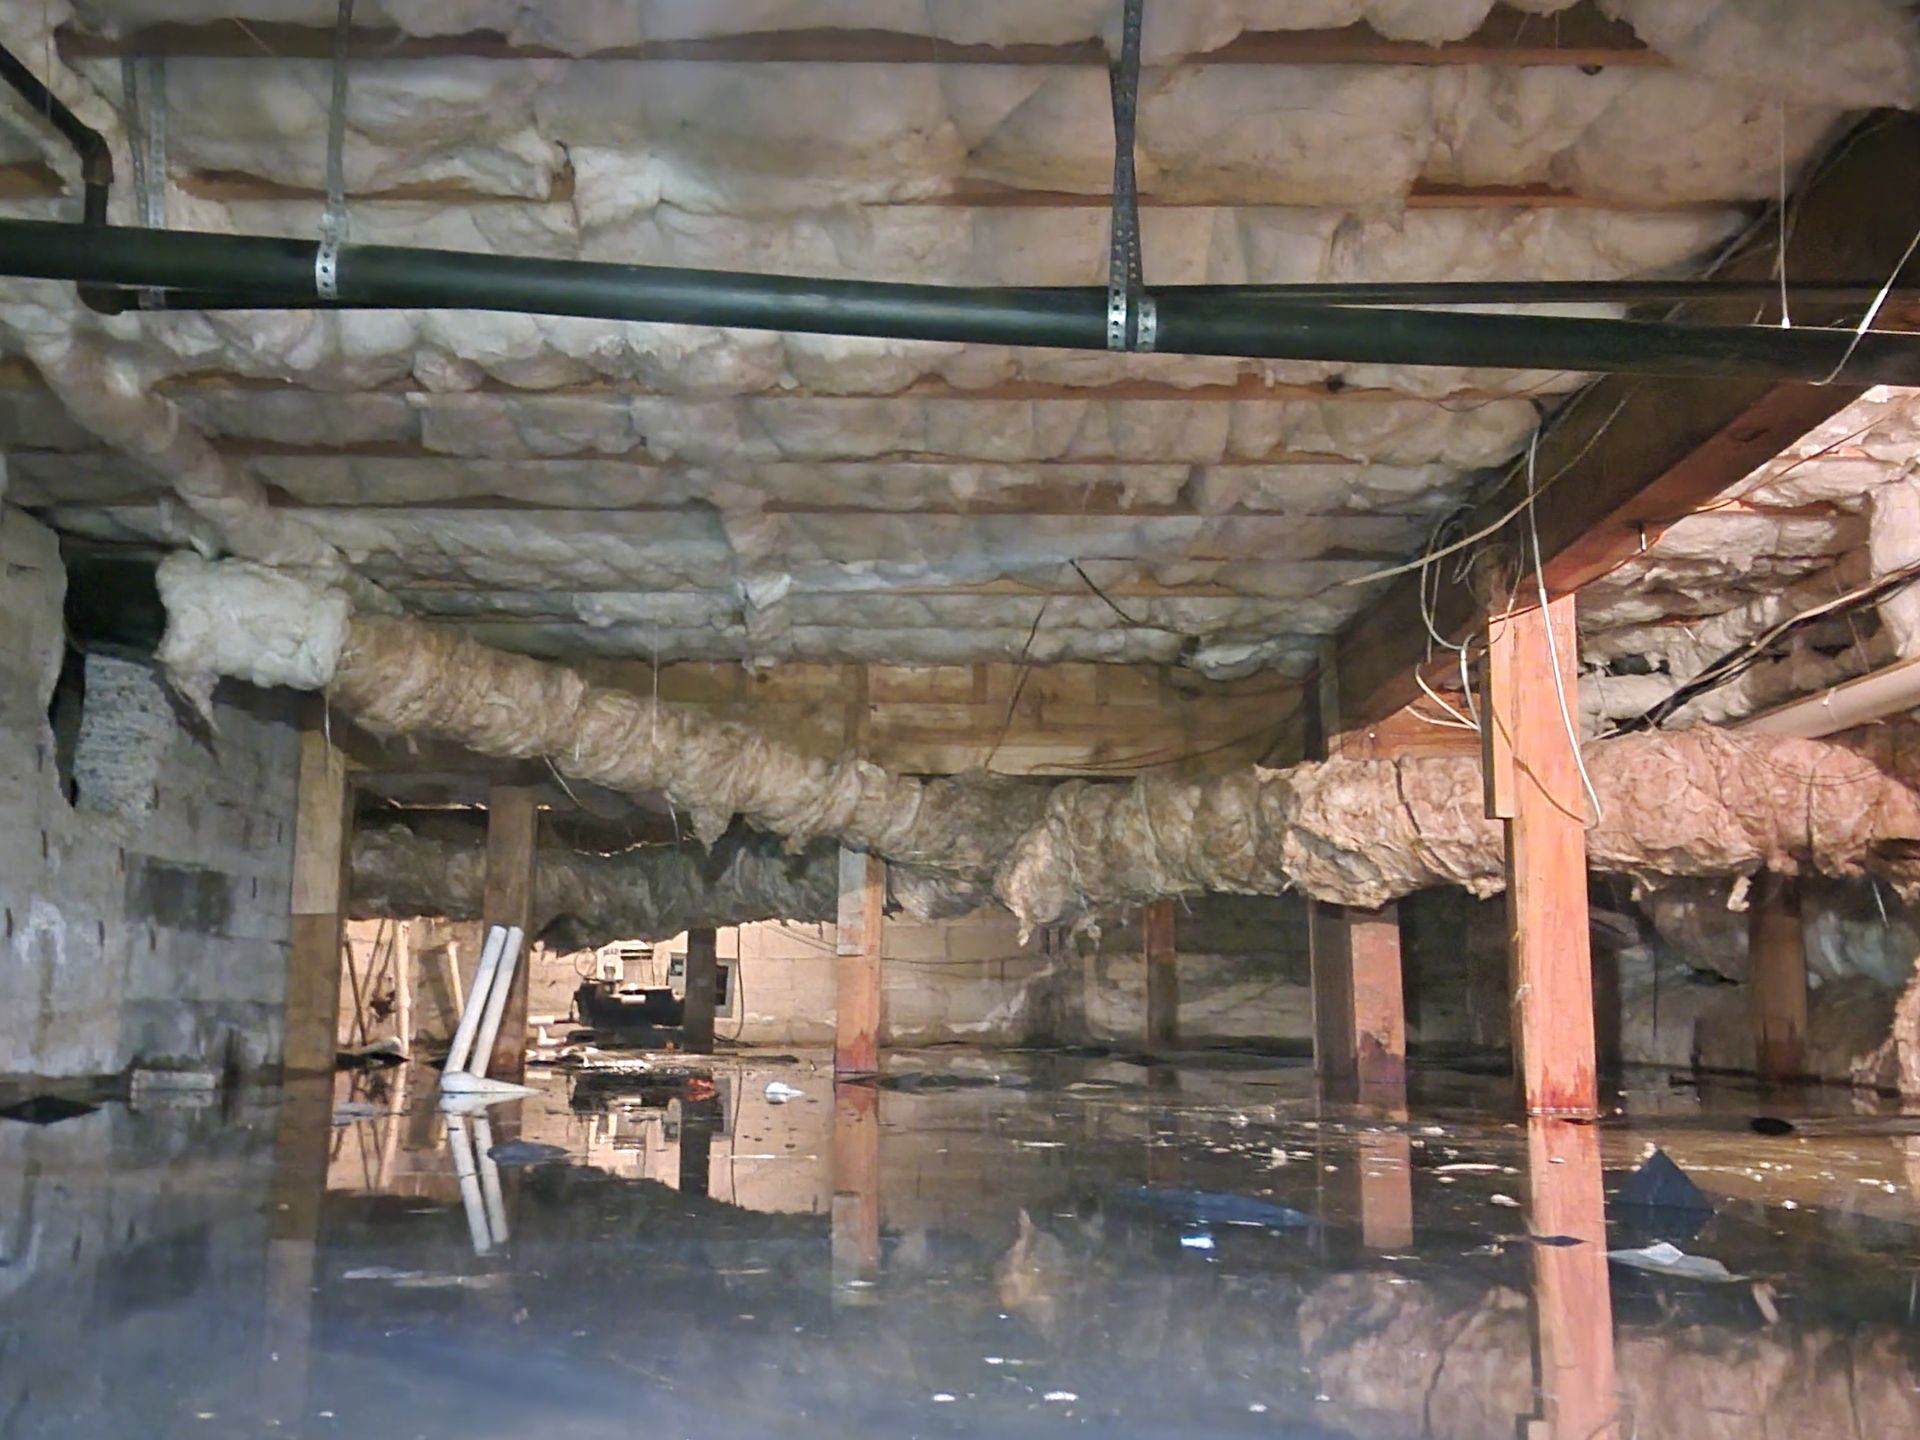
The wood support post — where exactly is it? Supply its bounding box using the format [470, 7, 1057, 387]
[835, 848, 885, 1078]
[1487, 597, 1599, 1117]
[1143, 897, 1178, 1050]
[682, 925, 719, 1054]
[1356, 1130, 1415, 1252]
[481, 785, 538, 1082]
[1749, 872, 1807, 1082]
[1524, 1118, 1621, 1440]
[830, 1081, 881, 1289]
[1311, 902, 1406, 1101]
[285, 724, 350, 1077]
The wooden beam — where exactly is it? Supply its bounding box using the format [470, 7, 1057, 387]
[1309, 902, 1356, 1086]
[286, 723, 350, 1077]
[65, 4, 1650, 67]
[481, 785, 538, 1082]
[835, 849, 885, 1078]
[1488, 596, 1599, 1117]
[682, 926, 719, 1055]
[1349, 904, 1407, 1103]
[1143, 898, 1179, 1051]
[1356, 1130, 1415, 1252]
[1335, 112, 1920, 729]
[1749, 873, 1808, 1083]
[1524, 1119, 1621, 1440]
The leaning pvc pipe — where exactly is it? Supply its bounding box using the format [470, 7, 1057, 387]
[467, 925, 525, 1082]
[472, 1114, 511, 1247]
[3, 219, 1920, 384]
[445, 1114, 493, 1257]
[443, 923, 507, 1077]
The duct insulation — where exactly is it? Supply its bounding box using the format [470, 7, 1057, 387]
[161, 554, 1920, 931]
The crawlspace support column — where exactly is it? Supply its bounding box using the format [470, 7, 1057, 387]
[1306, 656, 1409, 1101]
[284, 722, 351, 1077]
[682, 926, 719, 1055]
[835, 848, 885, 1078]
[1487, 596, 1599, 1118]
[1143, 897, 1179, 1050]
[482, 785, 538, 1082]
[1749, 872, 1808, 1082]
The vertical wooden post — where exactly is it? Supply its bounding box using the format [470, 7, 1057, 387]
[682, 926, 719, 1054]
[1349, 903, 1407, 1103]
[1524, 1118, 1620, 1440]
[482, 785, 538, 1082]
[1309, 901, 1356, 1086]
[1487, 597, 1599, 1117]
[1749, 872, 1807, 1081]
[835, 849, 885, 1078]
[285, 724, 350, 1076]
[1143, 897, 1178, 1050]
[830, 1081, 882, 1289]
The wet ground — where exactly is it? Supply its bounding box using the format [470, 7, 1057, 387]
[4, 1049, 1920, 1438]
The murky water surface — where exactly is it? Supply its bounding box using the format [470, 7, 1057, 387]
[5, 1051, 1919, 1437]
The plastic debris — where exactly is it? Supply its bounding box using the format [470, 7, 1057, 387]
[1607, 1241, 1742, 1283]
[0, 1094, 99, 1125]
[1750, 1116, 1797, 1136]
[1116, 1186, 1312, 1229]
[1180, 1233, 1217, 1251]
[1613, 1147, 1714, 1243]
[764, 1081, 805, 1103]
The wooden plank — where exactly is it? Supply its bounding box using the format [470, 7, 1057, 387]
[66, 3, 1650, 66]
[1309, 902, 1357, 1085]
[1349, 903, 1407, 1102]
[285, 725, 350, 1077]
[682, 926, 719, 1055]
[1488, 597, 1599, 1117]
[1335, 112, 1920, 729]
[835, 849, 885, 1077]
[1749, 873, 1807, 1082]
[1143, 898, 1178, 1051]
[481, 785, 538, 1082]
[1525, 1119, 1621, 1440]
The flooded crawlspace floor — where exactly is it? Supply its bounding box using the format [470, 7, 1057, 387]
[4, 1051, 1920, 1438]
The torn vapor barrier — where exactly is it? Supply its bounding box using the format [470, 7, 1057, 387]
[160, 555, 1920, 930]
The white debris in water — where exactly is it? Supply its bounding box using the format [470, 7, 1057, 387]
[763, 1080, 805, 1103]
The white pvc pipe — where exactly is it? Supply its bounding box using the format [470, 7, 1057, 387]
[445, 1114, 492, 1256]
[444, 924, 508, 1077]
[469, 926, 525, 1082]
[473, 1114, 511, 1246]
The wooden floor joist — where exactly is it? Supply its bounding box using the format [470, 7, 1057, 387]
[1332, 113, 1920, 735]
[63, 3, 1650, 67]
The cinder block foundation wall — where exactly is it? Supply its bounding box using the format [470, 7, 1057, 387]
[0, 507, 302, 1081]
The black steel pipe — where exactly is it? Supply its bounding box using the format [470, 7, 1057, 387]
[7, 218, 1920, 383]
[0, 47, 127, 314]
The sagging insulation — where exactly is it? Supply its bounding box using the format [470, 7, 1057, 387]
[349, 825, 988, 949]
[161, 555, 1920, 930]
[350, 827, 839, 950]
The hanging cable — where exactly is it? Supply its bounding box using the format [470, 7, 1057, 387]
[1525, 432, 1605, 827]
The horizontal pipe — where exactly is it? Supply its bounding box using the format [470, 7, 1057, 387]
[8, 219, 1920, 383]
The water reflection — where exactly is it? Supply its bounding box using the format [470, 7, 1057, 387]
[2, 1054, 1918, 1438]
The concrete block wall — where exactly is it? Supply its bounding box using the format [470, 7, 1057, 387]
[0, 507, 301, 1080]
